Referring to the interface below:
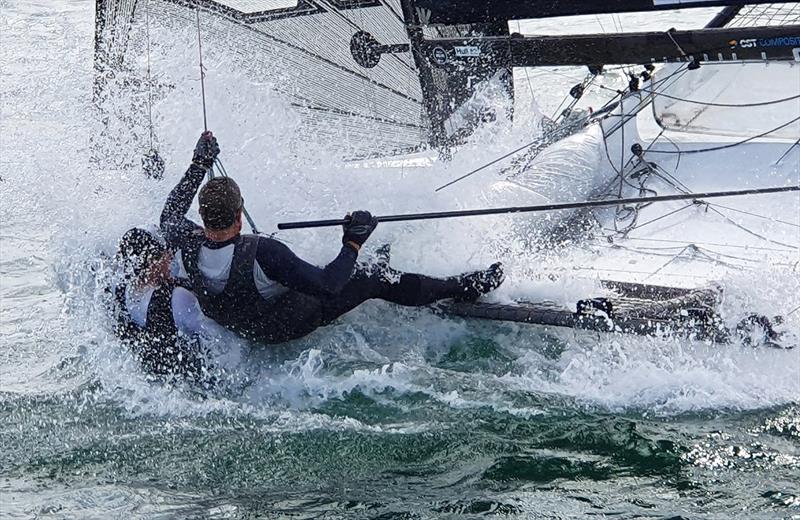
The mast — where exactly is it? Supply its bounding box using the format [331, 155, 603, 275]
[398, 0, 513, 152]
[398, 0, 448, 150]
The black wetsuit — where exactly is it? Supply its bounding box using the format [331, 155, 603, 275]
[161, 164, 471, 344]
[112, 281, 209, 382]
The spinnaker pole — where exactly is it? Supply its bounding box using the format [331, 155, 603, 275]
[277, 185, 800, 230]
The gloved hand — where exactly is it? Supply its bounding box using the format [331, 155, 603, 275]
[342, 210, 378, 251]
[192, 131, 220, 169]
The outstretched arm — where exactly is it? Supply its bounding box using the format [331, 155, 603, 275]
[256, 238, 358, 297]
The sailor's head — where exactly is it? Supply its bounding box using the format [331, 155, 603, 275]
[199, 177, 244, 234]
[116, 228, 173, 281]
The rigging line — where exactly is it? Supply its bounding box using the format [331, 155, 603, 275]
[611, 13, 622, 33]
[672, 245, 761, 264]
[108, 0, 138, 66]
[434, 138, 543, 192]
[656, 133, 683, 177]
[619, 88, 626, 182]
[598, 125, 668, 209]
[600, 242, 760, 266]
[215, 158, 260, 235]
[433, 125, 577, 192]
[516, 21, 536, 103]
[594, 82, 629, 96]
[705, 205, 798, 249]
[144, 0, 155, 149]
[602, 66, 692, 138]
[438, 63, 684, 193]
[624, 237, 798, 253]
[441, 73, 639, 191]
[625, 202, 696, 233]
[570, 265, 716, 280]
[646, 246, 736, 281]
[647, 115, 800, 155]
[633, 139, 683, 188]
[549, 93, 572, 122]
[705, 201, 800, 228]
[642, 89, 800, 108]
[546, 70, 597, 123]
[595, 14, 608, 33]
[775, 137, 800, 165]
[600, 96, 632, 178]
[620, 172, 658, 197]
[549, 73, 596, 123]
[650, 163, 692, 194]
[195, 9, 208, 133]
[549, 71, 596, 121]
[194, 8, 215, 181]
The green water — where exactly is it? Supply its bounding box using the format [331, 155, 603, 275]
[2, 372, 799, 518]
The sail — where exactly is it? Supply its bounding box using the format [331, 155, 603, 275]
[93, 0, 514, 164]
[94, 0, 430, 162]
[651, 3, 800, 139]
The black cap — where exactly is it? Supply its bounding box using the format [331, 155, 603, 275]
[116, 228, 166, 277]
[198, 177, 244, 231]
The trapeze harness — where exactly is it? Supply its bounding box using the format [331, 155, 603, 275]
[180, 235, 324, 344]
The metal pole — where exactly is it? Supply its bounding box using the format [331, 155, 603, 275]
[277, 185, 800, 230]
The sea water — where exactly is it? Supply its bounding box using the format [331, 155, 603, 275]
[1, 1, 799, 518]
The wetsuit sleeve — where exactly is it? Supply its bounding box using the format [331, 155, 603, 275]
[160, 163, 206, 250]
[255, 237, 357, 297]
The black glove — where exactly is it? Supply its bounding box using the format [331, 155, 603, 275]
[192, 131, 220, 168]
[342, 210, 378, 250]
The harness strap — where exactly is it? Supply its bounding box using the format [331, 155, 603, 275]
[182, 235, 261, 298]
[181, 234, 207, 295]
[224, 235, 260, 296]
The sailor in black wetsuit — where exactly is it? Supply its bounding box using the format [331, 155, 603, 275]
[160, 132, 505, 344]
[111, 228, 222, 384]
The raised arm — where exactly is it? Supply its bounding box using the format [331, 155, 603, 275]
[160, 132, 219, 248]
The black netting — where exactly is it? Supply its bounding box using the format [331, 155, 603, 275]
[726, 2, 800, 26]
